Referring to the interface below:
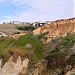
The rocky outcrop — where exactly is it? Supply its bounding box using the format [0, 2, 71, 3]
[25, 44, 32, 49]
[0, 56, 29, 75]
[33, 27, 42, 35]
[66, 71, 71, 75]
[33, 17, 75, 43]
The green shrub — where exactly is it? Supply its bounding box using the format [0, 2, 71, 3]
[67, 54, 75, 65]
[16, 26, 35, 31]
[14, 32, 20, 34]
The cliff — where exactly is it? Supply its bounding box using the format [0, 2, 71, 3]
[33, 18, 75, 43]
[0, 56, 29, 75]
[0, 18, 75, 75]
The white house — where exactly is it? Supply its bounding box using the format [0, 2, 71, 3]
[10, 21, 20, 24]
[0, 32, 8, 37]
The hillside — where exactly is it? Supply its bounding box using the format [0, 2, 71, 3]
[44, 33, 75, 74]
[0, 24, 27, 34]
[33, 18, 75, 43]
[0, 18, 75, 75]
[0, 33, 75, 75]
[0, 34, 44, 63]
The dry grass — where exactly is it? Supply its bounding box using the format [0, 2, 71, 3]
[0, 24, 26, 34]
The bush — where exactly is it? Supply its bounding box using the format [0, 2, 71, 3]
[61, 34, 75, 48]
[16, 26, 35, 31]
[14, 32, 20, 34]
[67, 54, 75, 65]
[45, 52, 67, 69]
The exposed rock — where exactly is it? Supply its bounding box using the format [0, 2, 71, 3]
[66, 71, 71, 75]
[14, 56, 23, 75]
[0, 59, 2, 69]
[21, 58, 29, 74]
[25, 44, 32, 49]
[33, 27, 41, 35]
[0, 56, 29, 75]
[0, 59, 2, 74]
[2, 56, 15, 75]
[11, 32, 27, 39]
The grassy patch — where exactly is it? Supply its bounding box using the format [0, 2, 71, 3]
[0, 34, 44, 63]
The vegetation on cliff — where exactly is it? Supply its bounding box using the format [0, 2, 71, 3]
[44, 33, 75, 74]
[0, 31, 75, 75]
[0, 34, 44, 63]
[16, 25, 36, 31]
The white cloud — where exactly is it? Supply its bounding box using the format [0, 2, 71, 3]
[0, 0, 74, 23]
[0, 0, 10, 4]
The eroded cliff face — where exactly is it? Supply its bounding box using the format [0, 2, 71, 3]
[0, 56, 29, 75]
[33, 18, 75, 43]
[11, 32, 27, 39]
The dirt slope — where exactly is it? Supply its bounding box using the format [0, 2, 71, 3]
[33, 18, 75, 43]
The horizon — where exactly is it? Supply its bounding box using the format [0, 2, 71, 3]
[0, 0, 74, 23]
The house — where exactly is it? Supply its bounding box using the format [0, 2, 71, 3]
[10, 21, 20, 24]
[3, 21, 20, 24]
[32, 22, 47, 28]
[0, 32, 8, 37]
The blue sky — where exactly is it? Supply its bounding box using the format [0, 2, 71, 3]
[0, 0, 74, 23]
